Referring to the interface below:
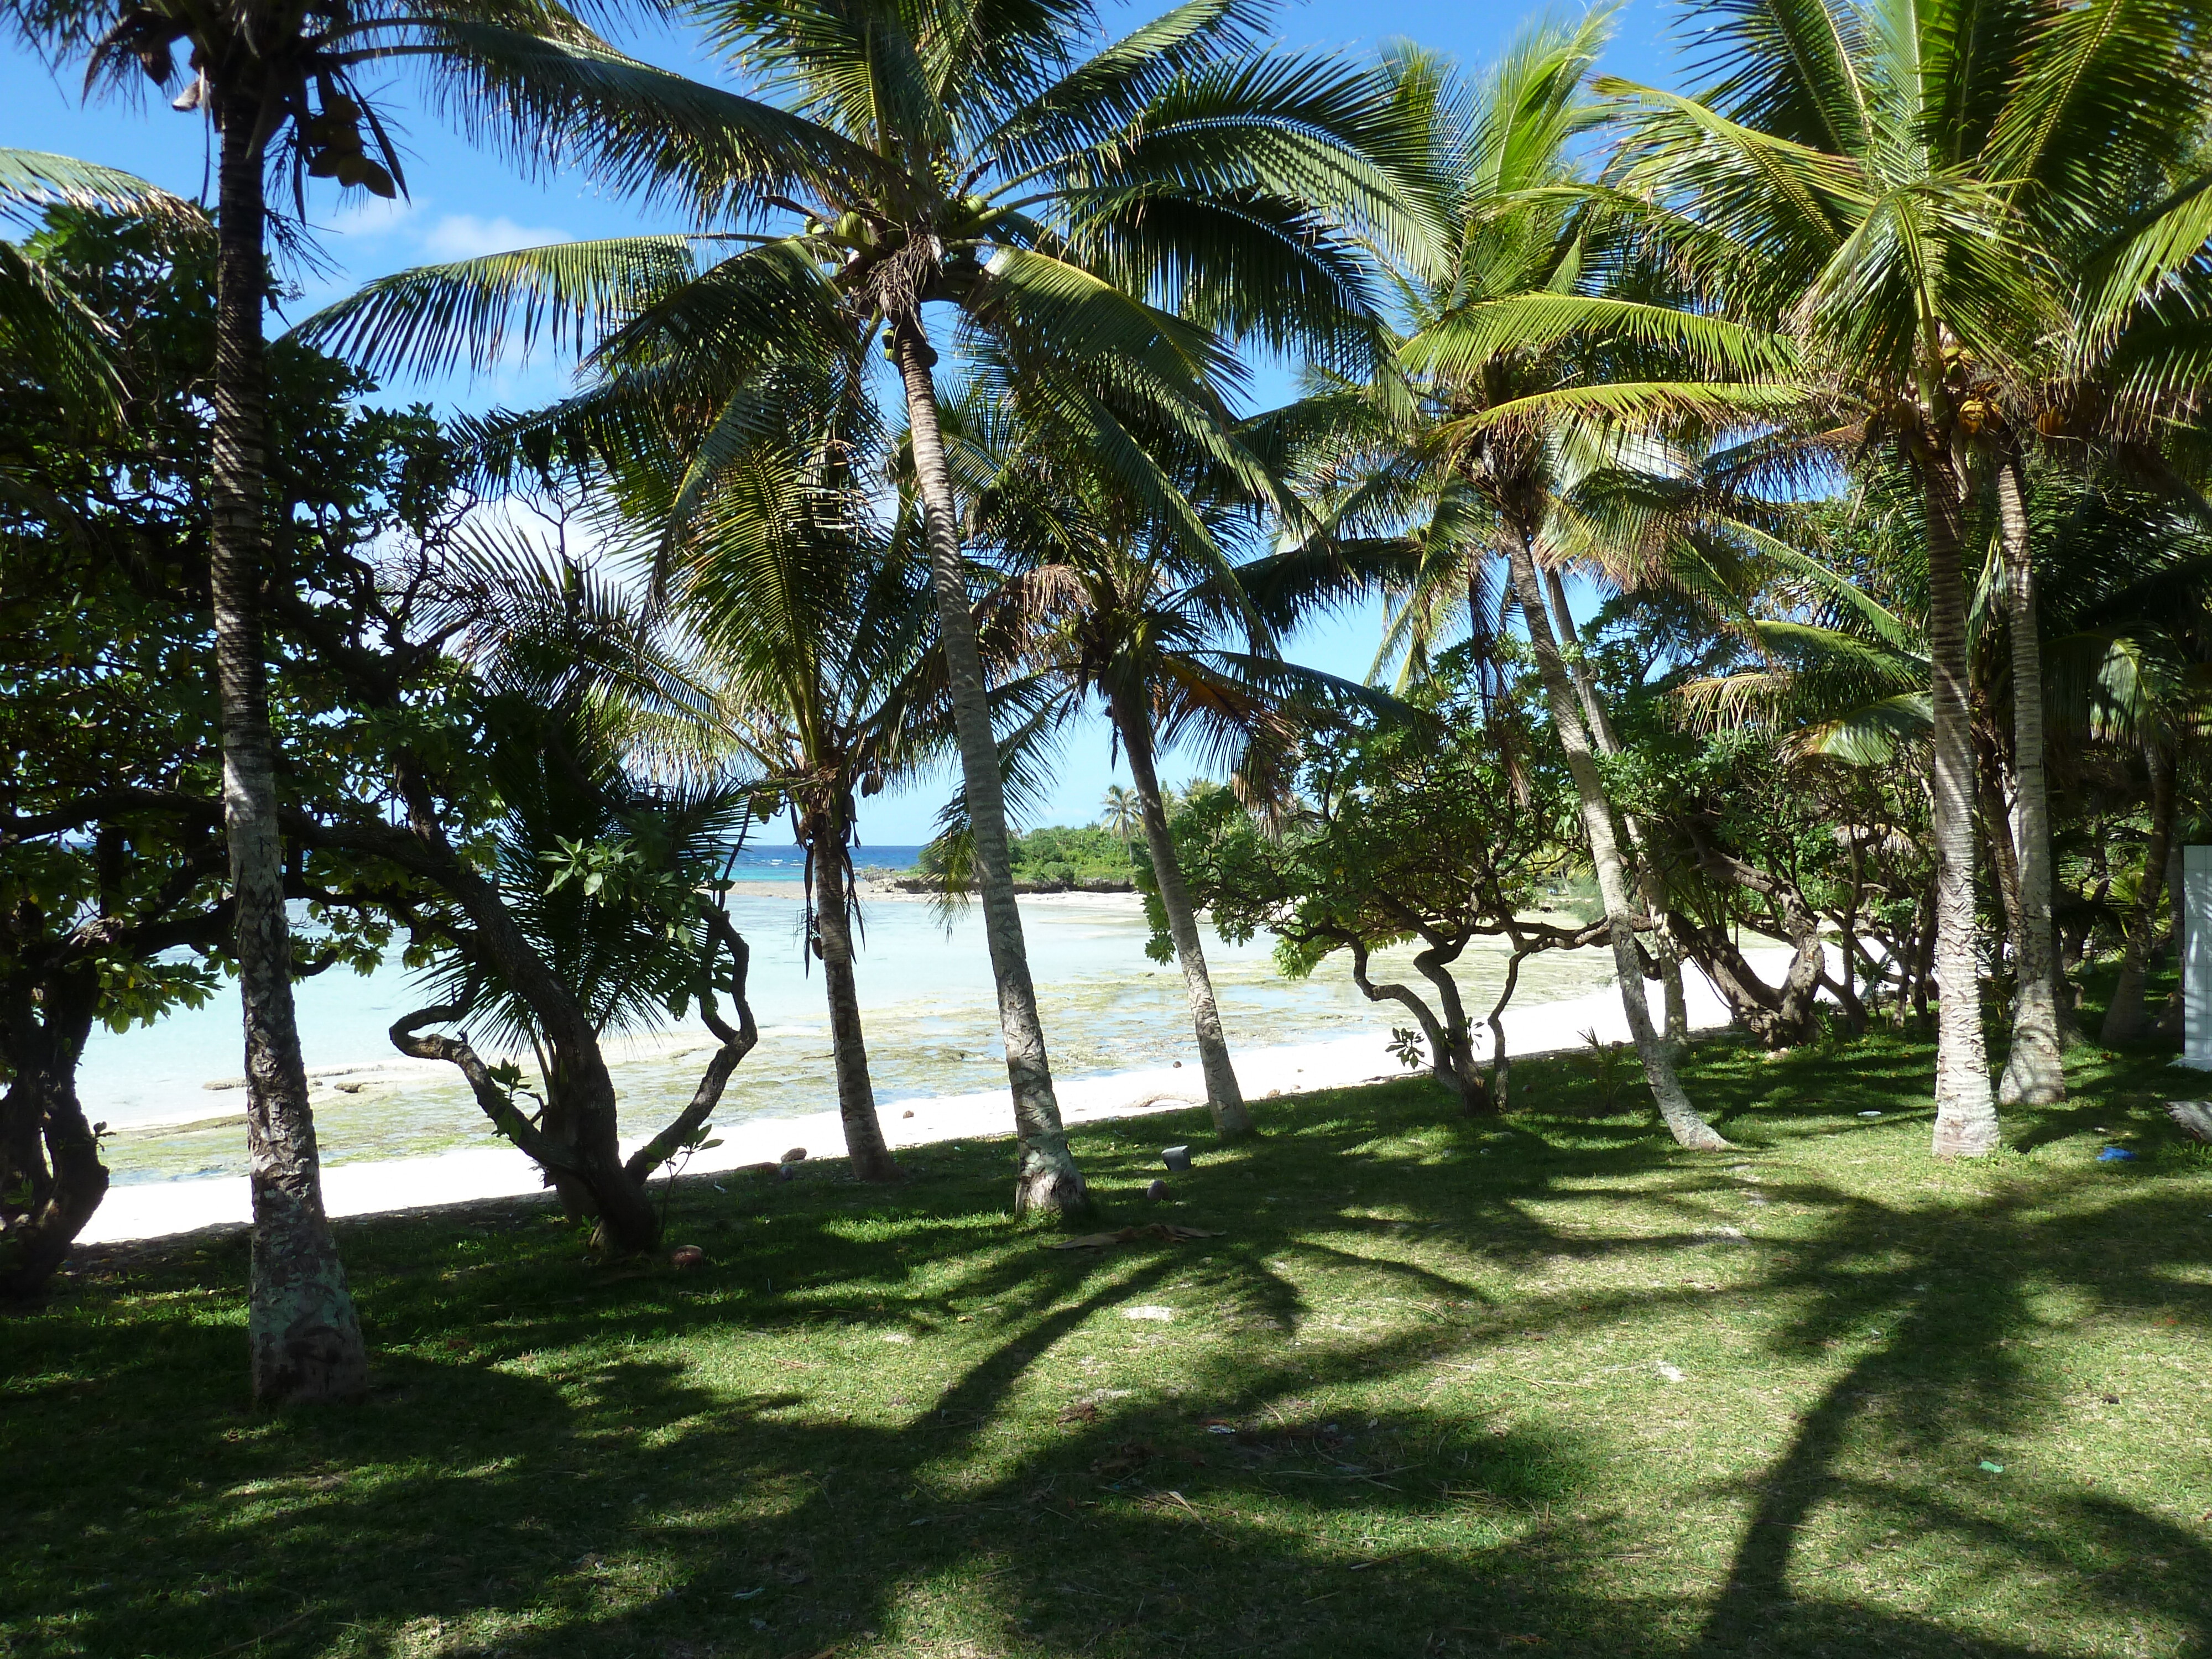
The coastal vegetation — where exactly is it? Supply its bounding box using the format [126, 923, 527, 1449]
[919, 825, 1141, 894]
[4, 0, 2212, 1646]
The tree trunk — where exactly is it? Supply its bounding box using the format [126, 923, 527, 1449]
[1908, 878, 1936, 1026]
[1347, 942, 1489, 1114]
[890, 314, 1085, 1215]
[812, 818, 897, 1180]
[1837, 838, 1869, 1034]
[2103, 735, 2175, 1042]
[1542, 566, 1690, 1042]
[1979, 738, 2022, 976]
[390, 910, 757, 1250]
[0, 977, 106, 1300]
[1486, 951, 1526, 1110]
[1916, 445, 2000, 1156]
[1671, 911, 1825, 1049]
[1506, 532, 1725, 1149]
[2156, 841, 2185, 1036]
[1110, 692, 1253, 1137]
[1992, 448, 2066, 1104]
[213, 95, 365, 1400]
[2162, 841, 2185, 966]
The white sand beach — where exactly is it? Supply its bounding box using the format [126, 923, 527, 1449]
[77, 944, 1802, 1245]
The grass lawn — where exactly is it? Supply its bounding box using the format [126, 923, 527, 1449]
[6, 1007, 2210, 1659]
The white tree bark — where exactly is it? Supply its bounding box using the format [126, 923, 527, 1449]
[892, 316, 1086, 1214]
[1919, 448, 2000, 1156]
[1507, 535, 1726, 1149]
[1993, 451, 2065, 1104]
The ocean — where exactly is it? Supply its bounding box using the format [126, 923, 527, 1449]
[83, 843, 1620, 1184]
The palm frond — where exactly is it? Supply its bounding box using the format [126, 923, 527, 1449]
[293, 235, 701, 379]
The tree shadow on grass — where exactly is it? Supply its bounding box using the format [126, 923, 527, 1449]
[9, 1062, 2210, 1658]
[1693, 1176, 2212, 1658]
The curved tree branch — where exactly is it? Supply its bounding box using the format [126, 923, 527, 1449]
[623, 907, 760, 1183]
[388, 997, 584, 1178]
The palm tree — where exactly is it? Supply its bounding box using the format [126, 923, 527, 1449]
[1292, 15, 1795, 1149]
[1601, 0, 2210, 1154]
[1098, 785, 1144, 846]
[650, 375, 944, 1182]
[961, 384, 1384, 1139]
[303, 0, 1425, 1213]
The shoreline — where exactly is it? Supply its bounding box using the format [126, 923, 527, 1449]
[75, 947, 1797, 1245]
[84, 889, 1605, 1138]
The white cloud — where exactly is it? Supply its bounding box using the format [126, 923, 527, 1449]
[324, 196, 419, 239]
[420, 213, 572, 260]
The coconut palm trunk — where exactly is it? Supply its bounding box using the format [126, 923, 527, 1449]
[1505, 530, 1726, 1149]
[212, 91, 366, 1400]
[2103, 732, 2176, 1042]
[810, 818, 896, 1180]
[891, 316, 1086, 1214]
[1108, 690, 1253, 1138]
[1542, 566, 1691, 1044]
[1917, 447, 2001, 1156]
[1992, 448, 2065, 1103]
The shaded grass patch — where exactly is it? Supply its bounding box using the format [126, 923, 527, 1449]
[5, 1011, 2210, 1658]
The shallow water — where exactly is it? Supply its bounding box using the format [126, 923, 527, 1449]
[87, 855, 1618, 1185]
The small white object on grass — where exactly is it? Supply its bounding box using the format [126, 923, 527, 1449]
[1858, 1110, 1882, 1118]
[1122, 1306, 1175, 1322]
[1655, 1361, 1686, 1383]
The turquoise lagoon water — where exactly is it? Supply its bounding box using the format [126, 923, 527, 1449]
[86, 844, 1619, 1185]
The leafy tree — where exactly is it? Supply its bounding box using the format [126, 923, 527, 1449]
[0, 204, 438, 1294]
[0, 0, 612, 1396]
[1676, 461, 2212, 1046]
[258, 488, 767, 1256]
[2022, 486, 2212, 1041]
[385, 647, 764, 1244]
[1166, 664, 1595, 1114]
[0, 539, 232, 1296]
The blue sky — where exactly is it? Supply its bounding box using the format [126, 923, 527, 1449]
[4, 0, 1691, 844]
